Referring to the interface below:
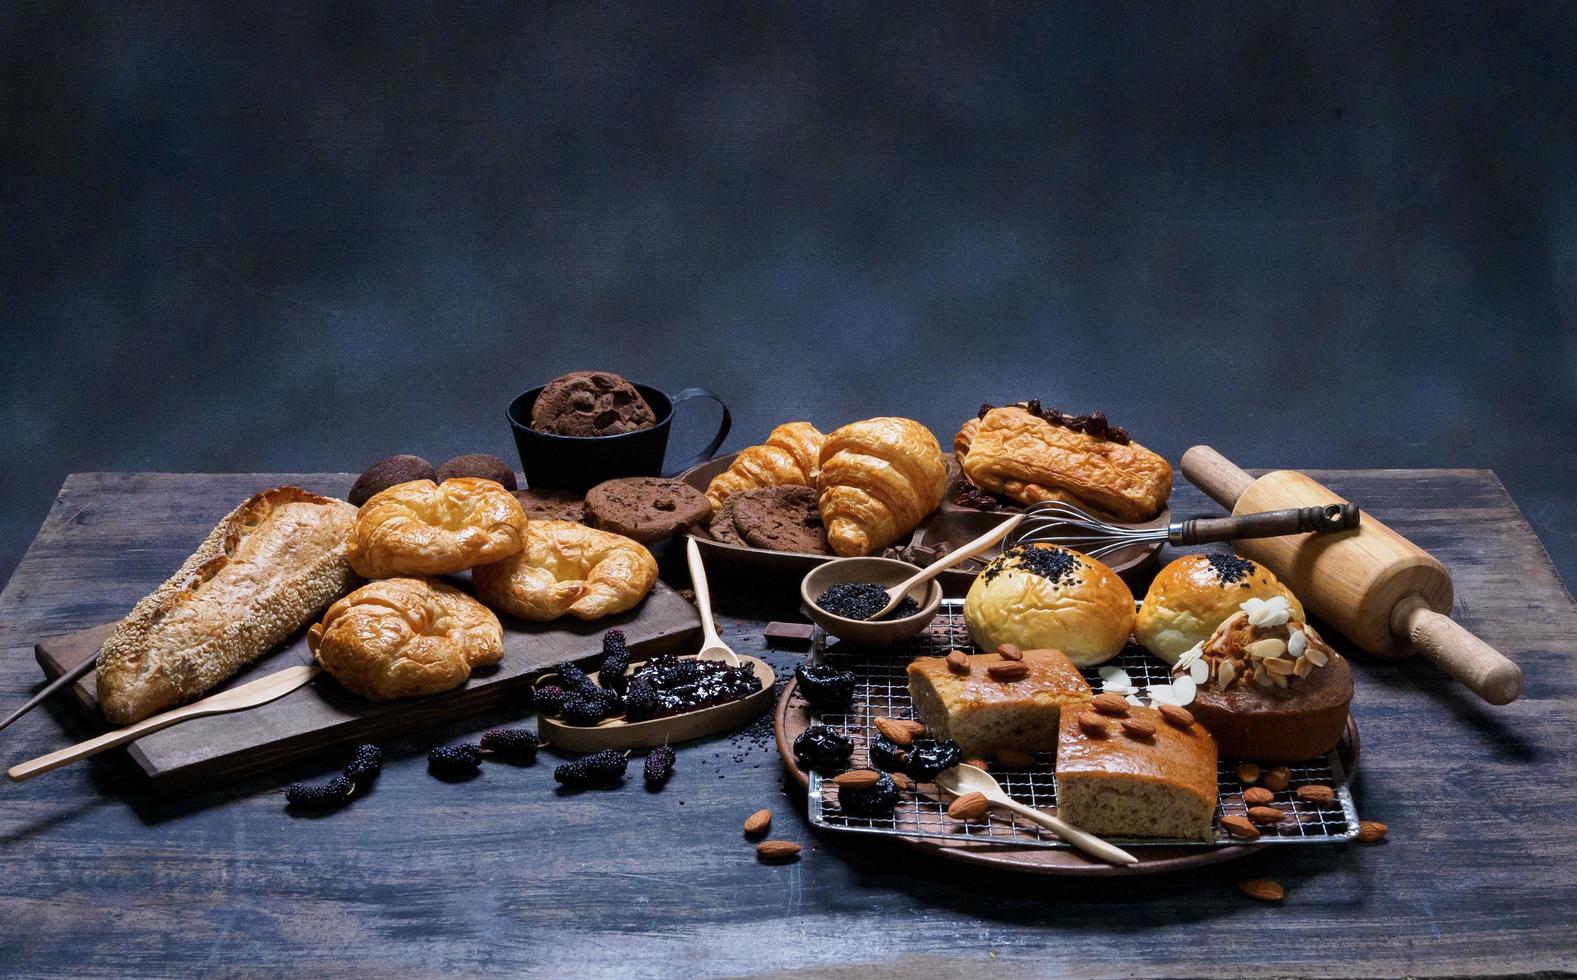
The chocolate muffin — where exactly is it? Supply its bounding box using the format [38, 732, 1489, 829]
[349, 455, 437, 506]
[730, 486, 829, 554]
[585, 477, 712, 543]
[436, 454, 518, 490]
[531, 371, 657, 437]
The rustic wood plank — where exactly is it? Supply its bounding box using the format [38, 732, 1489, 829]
[0, 471, 1572, 978]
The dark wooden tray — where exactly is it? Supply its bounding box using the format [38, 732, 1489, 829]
[34, 580, 701, 793]
[678, 452, 1168, 596]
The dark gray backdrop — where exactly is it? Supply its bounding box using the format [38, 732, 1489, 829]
[3, 1, 1575, 588]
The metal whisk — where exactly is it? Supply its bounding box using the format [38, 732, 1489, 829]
[1007, 499, 1360, 559]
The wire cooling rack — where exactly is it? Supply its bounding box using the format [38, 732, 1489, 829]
[803, 601, 1359, 848]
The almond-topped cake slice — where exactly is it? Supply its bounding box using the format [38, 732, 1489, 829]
[906, 648, 1091, 758]
[1054, 704, 1219, 842]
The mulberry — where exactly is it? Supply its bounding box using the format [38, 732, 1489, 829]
[556, 662, 620, 714]
[600, 630, 632, 695]
[342, 744, 383, 785]
[428, 743, 483, 778]
[838, 771, 900, 817]
[644, 745, 676, 787]
[534, 684, 568, 716]
[560, 693, 613, 726]
[480, 728, 541, 761]
[795, 662, 856, 712]
[792, 725, 854, 773]
[285, 775, 354, 810]
[554, 749, 628, 788]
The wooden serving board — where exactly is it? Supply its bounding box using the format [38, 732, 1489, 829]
[34, 581, 701, 793]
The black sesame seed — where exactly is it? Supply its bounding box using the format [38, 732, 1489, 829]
[984, 544, 1082, 586]
[1205, 553, 1257, 585]
[814, 583, 919, 621]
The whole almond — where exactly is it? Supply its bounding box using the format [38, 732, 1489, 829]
[895, 719, 925, 737]
[874, 717, 913, 747]
[889, 772, 914, 792]
[1296, 785, 1335, 805]
[1221, 815, 1261, 840]
[1243, 787, 1275, 806]
[1120, 717, 1156, 740]
[1236, 762, 1262, 784]
[1091, 693, 1130, 717]
[1237, 878, 1285, 902]
[1247, 805, 1287, 825]
[964, 757, 991, 771]
[946, 791, 990, 822]
[756, 840, 801, 861]
[987, 661, 1030, 681]
[1263, 766, 1291, 792]
[997, 643, 1024, 662]
[1077, 713, 1109, 739]
[1358, 820, 1389, 843]
[743, 809, 772, 837]
[1158, 704, 1195, 729]
[833, 769, 880, 789]
[996, 748, 1036, 769]
[945, 650, 971, 675]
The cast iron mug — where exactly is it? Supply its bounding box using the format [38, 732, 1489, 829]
[507, 381, 731, 492]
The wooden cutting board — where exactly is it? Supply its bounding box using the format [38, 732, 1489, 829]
[34, 581, 700, 793]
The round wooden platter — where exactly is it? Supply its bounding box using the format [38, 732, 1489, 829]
[773, 680, 1361, 877]
[677, 453, 1167, 595]
[538, 655, 777, 752]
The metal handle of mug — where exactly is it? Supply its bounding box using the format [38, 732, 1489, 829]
[663, 387, 732, 476]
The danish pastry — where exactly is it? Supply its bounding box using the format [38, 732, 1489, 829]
[308, 577, 504, 701]
[471, 519, 657, 622]
[958, 403, 1172, 522]
[347, 478, 527, 578]
[704, 422, 825, 509]
[816, 417, 947, 557]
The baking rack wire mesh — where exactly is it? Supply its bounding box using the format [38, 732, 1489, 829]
[803, 601, 1359, 848]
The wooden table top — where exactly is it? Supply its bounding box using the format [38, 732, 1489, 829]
[0, 471, 1573, 978]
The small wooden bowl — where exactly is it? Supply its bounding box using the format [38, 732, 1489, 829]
[799, 557, 943, 646]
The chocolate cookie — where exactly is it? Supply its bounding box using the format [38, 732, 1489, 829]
[707, 494, 748, 546]
[730, 486, 829, 554]
[585, 477, 711, 543]
[513, 488, 587, 524]
[531, 371, 657, 437]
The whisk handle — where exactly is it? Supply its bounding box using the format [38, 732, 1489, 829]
[1172, 504, 1361, 546]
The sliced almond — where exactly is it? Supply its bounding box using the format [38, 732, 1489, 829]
[1264, 656, 1295, 676]
[1243, 786, 1275, 806]
[1221, 815, 1261, 840]
[987, 661, 1030, 681]
[1358, 820, 1389, 842]
[1263, 766, 1291, 792]
[946, 791, 990, 822]
[1158, 704, 1195, 729]
[1090, 693, 1130, 716]
[743, 809, 772, 837]
[1247, 805, 1287, 825]
[1296, 784, 1335, 805]
[1249, 638, 1287, 660]
[1120, 717, 1156, 740]
[833, 769, 880, 789]
[995, 748, 1035, 769]
[996, 643, 1024, 662]
[1253, 667, 1274, 688]
[756, 840, 801, 861]
[874, 717, 914, 747]
[1293, 657, 1314, 679]
[1303, 646, 1329, 667]
[1237, 878, 1284, 902]
[1287, 630, 1308, 658]
[1236, 761, 1261, 784]
[1217, 660, 1237, 688]
[1076, 714, 1108, 739]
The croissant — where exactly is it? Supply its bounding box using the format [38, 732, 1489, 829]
[960, 405, 1172, 522]
[704, 422, 825, 509]
[816, 417, 947, 557]
[472, 520, 657, 622]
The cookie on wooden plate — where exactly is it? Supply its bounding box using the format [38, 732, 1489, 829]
[586, 477, 712, 543]
[731, 486, 829, 554]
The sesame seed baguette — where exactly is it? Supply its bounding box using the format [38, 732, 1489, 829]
[96, 486, 359, 725]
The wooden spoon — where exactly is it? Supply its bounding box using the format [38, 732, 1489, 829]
[870, 513, 1027, 619]
[685, 536, 740, 666]
[933, 762, 1138, 866]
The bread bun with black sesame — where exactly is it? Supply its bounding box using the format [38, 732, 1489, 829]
[963, 544, 1134, 667]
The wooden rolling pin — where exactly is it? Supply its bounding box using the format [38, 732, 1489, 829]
[1181, 446, 1523, 705]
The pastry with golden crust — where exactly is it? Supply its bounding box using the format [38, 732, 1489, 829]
[704, 421, 825, 509]
[308, 577, 503, 701]
[472, 519, 657, 622]
[96, 486, 358, 724]
[958, 403, 1172, 522]
[816, 417, 948, 557]
[1135, 553, 1304, 664]
[1055, 704, 1219, 842]
[964, 544, 1135, 667]
[907, 648, 1092, 757]
[347, 478, 527, 578]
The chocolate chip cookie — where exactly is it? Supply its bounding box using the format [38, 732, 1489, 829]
[585, 477, 711, 542]
[707, 494, 748, 546]
[730, 486, 829, 554]
[513, 488, 588, 524]
[531, 371, 657, 437]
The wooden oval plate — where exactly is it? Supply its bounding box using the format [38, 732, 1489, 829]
[773, 682, 1360, 877]
[538, 654, 776, 752]
[678, 452, 1167, 596]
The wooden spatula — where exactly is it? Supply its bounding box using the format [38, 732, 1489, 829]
[8, 664, 319, 781]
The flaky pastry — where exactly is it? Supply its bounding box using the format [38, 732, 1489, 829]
[471, 519, 657, 622]
[347, 478, 527, 578]
[308, 577, 504, 701]
[816, 417, 948, 557]
[705, 421, 825, 508]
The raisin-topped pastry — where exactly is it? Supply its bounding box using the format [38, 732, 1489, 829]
[1174, 595, 1353, 762]
[956, 402, 1172, 522]
[1135, 553, 1304, 664]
